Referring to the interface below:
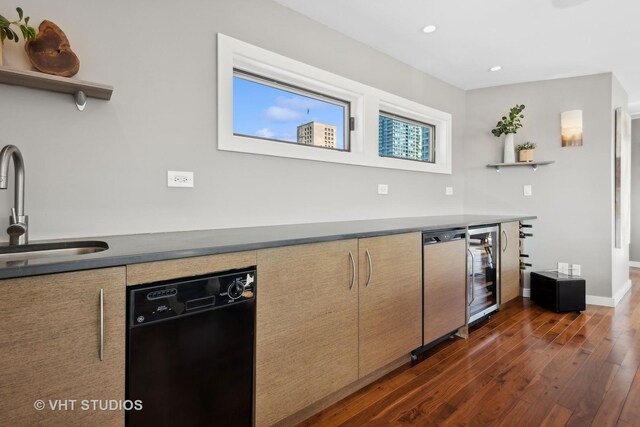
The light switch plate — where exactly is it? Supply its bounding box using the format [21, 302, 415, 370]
[168, 171, 194, 188]
[445, 186, 454, 195]
[378, 184, 389, 195]
[523, 185, 532, 196]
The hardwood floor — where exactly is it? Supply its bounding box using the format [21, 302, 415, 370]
[299, 270, 640, 426]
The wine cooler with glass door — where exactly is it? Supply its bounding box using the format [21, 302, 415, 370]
[467, 225, 500, 324]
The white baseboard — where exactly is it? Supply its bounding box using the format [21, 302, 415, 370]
[585, 279, 632, 307]
[586, 295, 616, 307]
[613, 279, 633, 305]
[630, 261, 640, 268]
[522, 288, 530, 298]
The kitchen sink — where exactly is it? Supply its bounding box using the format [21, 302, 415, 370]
[0, 240, 109, 264]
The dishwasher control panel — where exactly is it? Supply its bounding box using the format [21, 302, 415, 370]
[128, 268, 256, 327]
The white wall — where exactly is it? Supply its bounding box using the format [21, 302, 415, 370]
[464, 73, 623, 300]
[0, 2, 631, 306]
[630, 119, 640, 262]
[611, 75, 630, 302]
[0, 0, 466, 241]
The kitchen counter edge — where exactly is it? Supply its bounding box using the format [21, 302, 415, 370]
[0, 214, 536, 280]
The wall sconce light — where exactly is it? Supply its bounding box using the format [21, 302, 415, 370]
[561, 110, 583, 146]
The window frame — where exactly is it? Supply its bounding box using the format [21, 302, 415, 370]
[232, 69, 352, 152]
[373, 98, 451, 173]
[378, 111, 437, 164]
[217, 34, 452, 174]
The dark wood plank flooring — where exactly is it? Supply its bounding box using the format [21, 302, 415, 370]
[300, 269, 640, 426]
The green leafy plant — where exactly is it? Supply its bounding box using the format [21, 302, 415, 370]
[515, 142, 536, 151]
[491, 104, 525, 137]
[0, 7, 36, 45]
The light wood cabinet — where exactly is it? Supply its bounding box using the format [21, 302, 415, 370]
[255, 240, 359, 427]
[423, 238, 467, 344]
[256, 233, 423, 424]
[0, 267, 126, 427]
[500, 221, 520, 305]
[358, 232, 422, 378]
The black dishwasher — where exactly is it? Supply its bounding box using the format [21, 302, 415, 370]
[126, 268, 256, 427]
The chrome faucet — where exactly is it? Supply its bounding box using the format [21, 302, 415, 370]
[0, 145, 28, 245]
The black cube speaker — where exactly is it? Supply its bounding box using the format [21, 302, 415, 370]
[530, 271, 586, 313]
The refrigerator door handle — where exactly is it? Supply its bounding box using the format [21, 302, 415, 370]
[467, 248, 475, 305]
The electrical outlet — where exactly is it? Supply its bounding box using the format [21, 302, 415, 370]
[378, 184, 389, 195]
[168, 171, 194, 188]
[523, 185, 532, 196]
[445, 186, 454, 195]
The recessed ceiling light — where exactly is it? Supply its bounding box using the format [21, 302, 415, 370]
[489, 66, 502, 72]
[422, 25, 437, 34]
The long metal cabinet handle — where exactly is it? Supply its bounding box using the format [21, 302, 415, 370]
[100, 288, 104, 362]
[365, 249, 373, 288]
[348, 251, 355, 290]
[467, 248, 475, 305]
[502, 230, 508, 253]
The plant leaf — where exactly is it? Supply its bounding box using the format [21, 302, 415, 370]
[24, 16, 29, 25]
[5, 28, 13, 41]
[0, 15, 9, 27]
[16, 7, 23, 20]
[20, 25, 30, 41]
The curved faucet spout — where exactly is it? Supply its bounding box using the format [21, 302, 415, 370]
[0, 145, 25, 216]
[0, 145, 27, 245]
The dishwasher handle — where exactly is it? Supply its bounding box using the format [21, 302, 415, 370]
[423, 229, 466, 245]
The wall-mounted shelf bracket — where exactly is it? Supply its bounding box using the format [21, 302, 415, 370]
[74, 90, 87, 111]
[487, 161, 555, 172]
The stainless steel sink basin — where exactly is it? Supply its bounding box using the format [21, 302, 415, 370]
[0, 241, 109, 265]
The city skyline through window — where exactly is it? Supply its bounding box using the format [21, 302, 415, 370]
[379, 113, 435, 163]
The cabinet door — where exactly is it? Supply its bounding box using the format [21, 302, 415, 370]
[359, 232, 422, 378]
[0, 267, 126, 427]
[424, 239, 467, 344]
[500, 221, 520, 305]
[256, 240, 358, 426]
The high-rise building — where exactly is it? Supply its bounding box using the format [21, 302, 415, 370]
[297, 122, 337, 149]
[378, 115, 431, 161]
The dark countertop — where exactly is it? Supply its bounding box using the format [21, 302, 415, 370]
[0, 214, 535, 279]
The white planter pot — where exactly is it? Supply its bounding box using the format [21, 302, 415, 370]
[503, 133, 516, 163]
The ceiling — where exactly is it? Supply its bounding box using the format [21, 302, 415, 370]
[274, 0, 640, 116]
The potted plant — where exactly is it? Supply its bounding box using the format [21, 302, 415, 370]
[516, 142, 536, 162]
[0, 7, 36, 66]
[491, 104, 525, 163]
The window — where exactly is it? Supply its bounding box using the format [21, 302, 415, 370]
[233, 70, 350, 152]
[379, 112, 435, 163]
[217, 34, 452, 174]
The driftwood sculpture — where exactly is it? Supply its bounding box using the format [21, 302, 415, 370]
[25, 20, 79, 77]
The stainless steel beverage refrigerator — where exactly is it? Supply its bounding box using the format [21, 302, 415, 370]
[467, 225, 500, 324]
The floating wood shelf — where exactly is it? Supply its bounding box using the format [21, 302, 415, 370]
[487, 161, 555, 172]
[0, 66, 113, 111]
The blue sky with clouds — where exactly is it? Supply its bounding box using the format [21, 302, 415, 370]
[233, 76, 346, 149]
